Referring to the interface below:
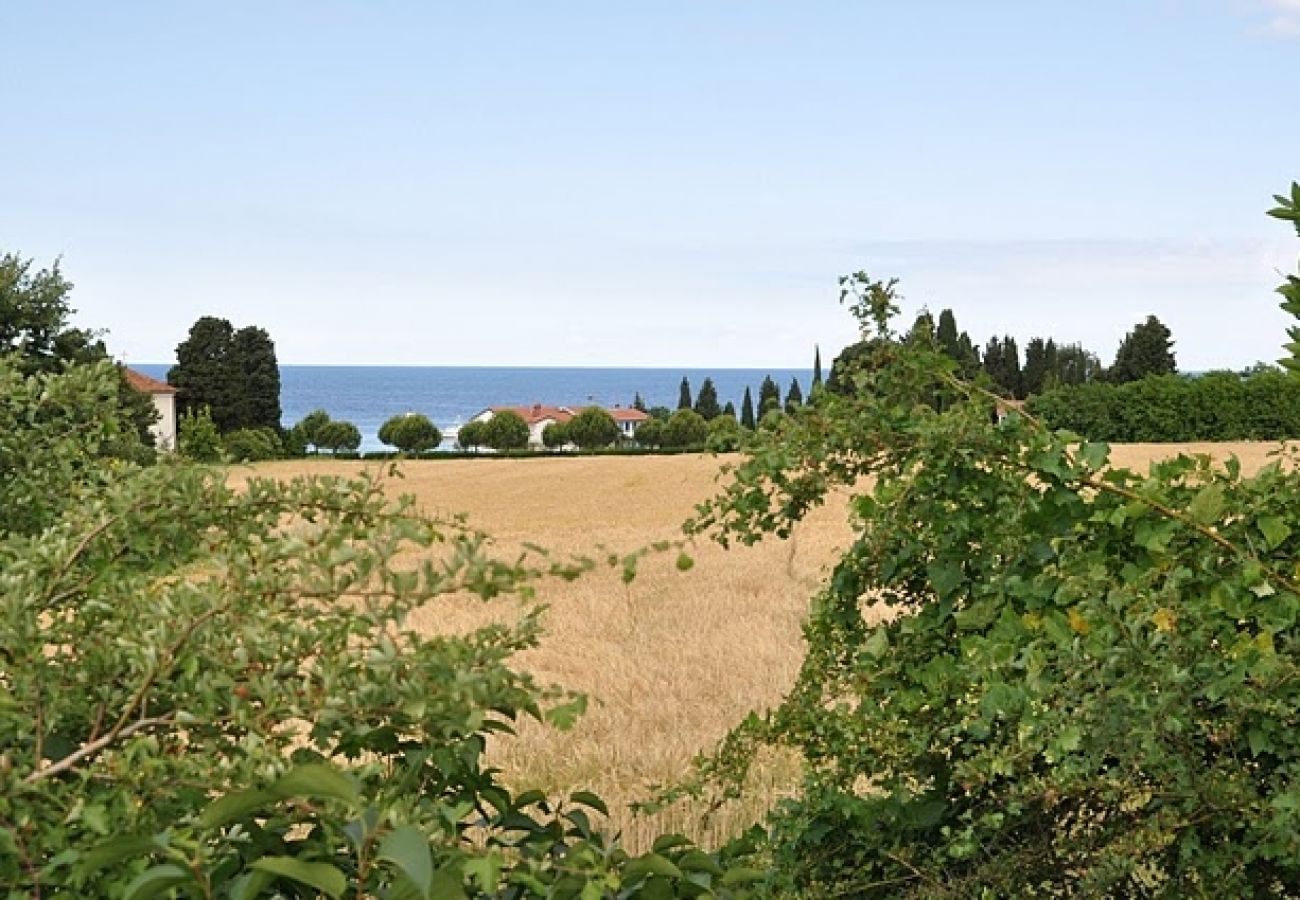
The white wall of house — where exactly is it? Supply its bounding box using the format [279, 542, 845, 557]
[151, 392, 177, 450]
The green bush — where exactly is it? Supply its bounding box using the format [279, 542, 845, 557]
[221, 426, 284, 462]
[378, 412, 442, 453]
[565, 407, 620, 449]
[178, 406, 223, 463]
[482, 410, 530, 450]
[0, 358, 759, 898]
[1028, 369, 1300, 442]
[687, 270, 1300, 895]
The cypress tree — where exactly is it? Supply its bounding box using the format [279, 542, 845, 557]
[632, 392, 648, 413]
[740, 387, 756, 429]
[1002, 336, 1023, 399]
[227, 325, 282, 430]
[785, 377, 804, 414]
[678, 377, 692, 410]
[813, 345, 823, 388]
[722, 400, 737, 419]
[694, 377, 722, 420]
[170, 316, 237, 430]
[1110, 315, 1177, 383]
[957, 332, 980, 379]
[936, 309, 961, 359]
[758, 375, 781, 419]
[1022, 337, 1049, 398]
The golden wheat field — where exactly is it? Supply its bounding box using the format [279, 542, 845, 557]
[243, 441, 1290, 850]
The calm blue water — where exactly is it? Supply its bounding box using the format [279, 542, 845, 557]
[134, 365, 813, 451]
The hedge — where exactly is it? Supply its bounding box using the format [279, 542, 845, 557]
[1026, 369, 1300, 442]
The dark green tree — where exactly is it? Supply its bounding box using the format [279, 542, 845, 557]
[634, 418, 663, 447]
[785, 377, 804, 413]
[661, 408, 709, 448]
[956, 331, 981, 379]
[0, 252, 105, 376]
[293, 409, 333, 453]
[378, 413, 442, 453]
[1022, 337, 1049, 397]
[227, 326, 282, 431]
[678, 377, 693, 410]
[169, 317, 281, 432]
[740, 387, 756, 430]
[483, 410, 530, 450]
[169, 317, 237, 429]
[812, 345, 823, 389]
[456, 419, 488, 450]
[694, 377, 722, 420]
[315, 419, 361, 454]
[936, 309, 961, 359]
[0, 252, 155, 456]
[983, 335, 1023, 398]
[631, 392, 648, 413]
[722, 400, 737, 419]
[758, 375, 781, 418]
[905, 310, 935, 346]
[565, 407, 620, 448]
[1110, 315, 1177, 384]
[541, 421, 569, 449]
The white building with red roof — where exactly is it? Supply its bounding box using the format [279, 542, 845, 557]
[123, 367, 178, 451]
[470, 403, 650, 449]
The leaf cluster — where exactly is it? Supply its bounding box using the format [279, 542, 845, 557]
[687, 267, 1300, 895]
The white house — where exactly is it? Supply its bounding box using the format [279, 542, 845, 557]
[472, 404, 650, 449]
[124, 367, 178, 450]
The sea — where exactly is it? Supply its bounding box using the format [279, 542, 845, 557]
[134, 365, 813, 452]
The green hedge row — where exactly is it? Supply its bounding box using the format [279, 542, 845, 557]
[1026, 369, 1300, 442]
[300, 445, 712, 462]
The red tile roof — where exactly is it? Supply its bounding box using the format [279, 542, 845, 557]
[489, 405, 574, 426]
[123, 367, 177, 394]
[485, 404, 650, 425]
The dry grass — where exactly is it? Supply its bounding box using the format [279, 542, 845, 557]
[242, 441, 1290, 849]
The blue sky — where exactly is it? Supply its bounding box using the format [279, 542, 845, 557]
[3, 2, 1298, 368]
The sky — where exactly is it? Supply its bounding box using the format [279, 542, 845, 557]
[3, 2, 1299, 369]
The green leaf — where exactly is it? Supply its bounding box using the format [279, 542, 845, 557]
[250, 857, 347, 898]
[545, 695, 588, 730]
[80, 835, 164, 873]
[1248, 727, 1274, 758]
[200, 788, 276, 828]
[1078, 441, 1109, 471]
[623, 852, 684, 882]
[124, 864, 192, 900]
[651, 833, 693, 854]
[719, 866, 769, 886]
[675, 552, 694, 572]
[1187, 485, 1226, 526]
[428, 866, 467, 900]
[927, 561, 963, 599]
[1258, 515, 1292, 550]
[229, 869, 276, 900]
[378, 826, 433, 899]
[271, 763, 361, 806]
[569, 790, 609, 817]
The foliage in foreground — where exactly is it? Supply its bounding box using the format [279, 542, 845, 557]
[0, 359, 759, 897]
[685, 260, 1300, 895]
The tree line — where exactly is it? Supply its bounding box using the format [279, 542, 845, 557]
[855, 306, 1178, 401]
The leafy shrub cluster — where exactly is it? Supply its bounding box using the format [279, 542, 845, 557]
[1, 358, 761, 897]
[684, 264, 1300, 896]
[1027, 368, 1300, 442]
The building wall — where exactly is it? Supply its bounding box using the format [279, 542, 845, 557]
[151, 393, 177, 450]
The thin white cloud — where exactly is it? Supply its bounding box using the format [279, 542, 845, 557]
[1253, 0, 1300, 36]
